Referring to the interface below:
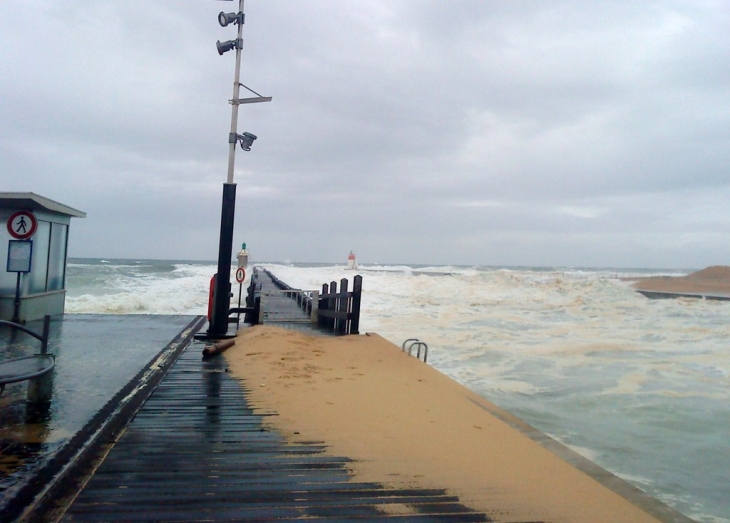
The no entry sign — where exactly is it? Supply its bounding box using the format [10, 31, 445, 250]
[7, 211, 38, 240]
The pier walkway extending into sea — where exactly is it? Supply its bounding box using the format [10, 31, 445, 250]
[253, 268, 317, 328]
[58, 333, 490, 522]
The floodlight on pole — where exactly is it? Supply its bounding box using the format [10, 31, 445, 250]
[229, 132, 257, 151]
[216, 38, 240, 55]
[234, 132, 257, 151]
[209, 0, 252, 339]
[219, 11, 244, 27]
[207, 0, 272, 339]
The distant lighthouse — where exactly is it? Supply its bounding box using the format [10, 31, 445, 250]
[347, 251, 358, 270]
[237, 242, 249, 269]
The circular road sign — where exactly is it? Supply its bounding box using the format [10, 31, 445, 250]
[235, 267, 246, 283]
[7, 210, 38, 240]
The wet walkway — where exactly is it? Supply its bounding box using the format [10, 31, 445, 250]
[59, 336, 489, 522]
[0, 314, 203, 522]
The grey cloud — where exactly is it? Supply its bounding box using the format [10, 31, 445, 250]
[2, 0, 729, 267]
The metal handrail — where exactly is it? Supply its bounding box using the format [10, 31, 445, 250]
[402, 338, 419, 352]
[0, 315, 53, 395]
[0, 355, 55, 385]
[401, 338, 428, 363]
[0, 315, 50, 354]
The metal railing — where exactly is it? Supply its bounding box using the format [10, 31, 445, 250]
[402, 338, 429, 363]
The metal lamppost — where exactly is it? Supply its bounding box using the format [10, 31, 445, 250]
[208, 0, 271, 338]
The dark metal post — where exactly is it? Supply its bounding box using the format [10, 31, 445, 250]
[236, 280, 243, 326]
[209, 182, 237, 337]
[41, 315, 50, 354]
[12, 273, 21, 323]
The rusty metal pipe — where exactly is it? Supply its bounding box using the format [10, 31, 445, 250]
[202, 338, 236, 358]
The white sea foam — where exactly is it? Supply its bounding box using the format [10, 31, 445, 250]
[564, 443, 602, 462]
[66, 260, 217, 315]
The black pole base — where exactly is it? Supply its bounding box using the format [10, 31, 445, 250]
[207, 183, 237, 338]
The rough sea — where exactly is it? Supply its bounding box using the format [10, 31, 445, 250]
[66, 258, 730, 523]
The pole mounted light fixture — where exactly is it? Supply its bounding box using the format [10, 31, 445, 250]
[216, 38, 241, 55]
[208, 0, 272, 339]
[208, 0, 262, 338]
[219, 11, 244, 27]
[229, 132, 257, 151]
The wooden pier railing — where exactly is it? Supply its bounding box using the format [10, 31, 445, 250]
[317, 276, 362, 335]
[246, 268, 362, 335]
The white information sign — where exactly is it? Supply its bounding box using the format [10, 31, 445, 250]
[7, 240, 33, 273]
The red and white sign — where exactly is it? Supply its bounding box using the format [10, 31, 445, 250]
[235, 267, 246, 283]
[7, 210, 38, 240]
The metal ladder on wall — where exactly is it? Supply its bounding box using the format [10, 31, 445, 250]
[402, 338, 428, 363]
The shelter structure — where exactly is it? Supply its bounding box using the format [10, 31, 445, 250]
[0, 192, 85, 322]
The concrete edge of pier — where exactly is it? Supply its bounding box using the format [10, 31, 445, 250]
[636, 289, 730, 301]
[464, 394, 696, 523]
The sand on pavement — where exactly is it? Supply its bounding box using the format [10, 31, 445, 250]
[223, 325, 683, 523]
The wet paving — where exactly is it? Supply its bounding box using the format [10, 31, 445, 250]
[0, 314, 198, 518]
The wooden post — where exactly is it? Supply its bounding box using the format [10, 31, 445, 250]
[338, 278, 348, 334]
[319, 283, 328, 329]
[350, 275, 362, 335]
[329, 281, 337, 331]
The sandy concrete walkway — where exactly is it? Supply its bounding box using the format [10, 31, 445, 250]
[630, 265, 730, 295]
[224, 326, 684, 523]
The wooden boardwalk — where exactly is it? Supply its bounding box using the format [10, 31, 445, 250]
[255, 268, 317, 327]
[60, 338, 490, 522]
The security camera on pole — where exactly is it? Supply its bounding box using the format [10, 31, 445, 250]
[208, 0, 271, 338]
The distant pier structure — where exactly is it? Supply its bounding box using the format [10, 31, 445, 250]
[0, 192, 85, 322]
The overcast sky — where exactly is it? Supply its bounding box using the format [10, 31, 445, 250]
[2, 1, 729, 268]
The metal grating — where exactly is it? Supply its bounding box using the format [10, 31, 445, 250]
[60, 344, 491, 522]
